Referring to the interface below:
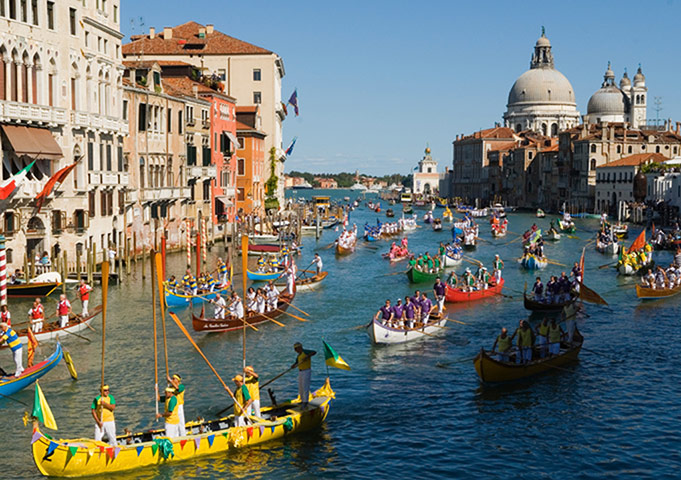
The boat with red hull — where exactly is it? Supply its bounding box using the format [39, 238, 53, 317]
[445, 278, 504, 302]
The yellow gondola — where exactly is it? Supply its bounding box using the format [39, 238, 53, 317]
[635, 283, 681, 300]
[31, 380, 334, 477]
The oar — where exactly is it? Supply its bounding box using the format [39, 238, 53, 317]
[215, 366, 295, 417]
[71, 313, 97, 332]
[250, 310, 285, 327]
[545, 259, 567, 267]
[295, 262, 315, 281]
[462, 256, 482, 266]
[380, 270, 408, 277]
[579, 346, 620, 362]
[59, 327, 92, 343]
[274, 307, 308, 322]
[278, 299, 310, 317]
[598, 262, 617, 269]
[0, 389, 30, 407]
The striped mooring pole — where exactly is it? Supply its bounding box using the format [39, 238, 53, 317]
[0, 235, 7, 306]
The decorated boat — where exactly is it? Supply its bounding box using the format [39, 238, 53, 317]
[444, 278, 504, 302]
[473, 328, 583, 383]
[523, 293, 576, 312]
[442, 209, 454, 223]
[382, 250, 410, 263]
[536, 209, 546, 218]
[246, 268, 285, 282]
[519, 254, 547, 270]
[596, 240, 619, 256]
[3, 306, 102, 346]
[559, 219, 576, 233]
[406, 266, 442, 284]
[7, 282, 62, 298]
[0, 343, 63, 397]
[31, 379, 334, 477]
[491, 224, 507, 238]
[335, 240, 356, 255]
[635, 283, 681, 300]
[442, 249, 463, 267]
[367, 312, 448, 345]
[164, 284, 233, 308]
[292, 271, 328, 292]
[192, 290, 295, 333]
[471, 208, 488, 218]
[618, 260, 653, 276]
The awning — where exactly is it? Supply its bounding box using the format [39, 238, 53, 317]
[216, 196, 234, 207]
[224, 131, 239, 150]
[1, 125, 63, 160]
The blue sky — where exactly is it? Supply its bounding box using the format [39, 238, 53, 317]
[121, 0, 681, 176]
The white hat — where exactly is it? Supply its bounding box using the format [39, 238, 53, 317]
[465, 268, 471, 273]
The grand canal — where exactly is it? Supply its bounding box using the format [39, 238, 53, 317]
[4, 189, 681, 479]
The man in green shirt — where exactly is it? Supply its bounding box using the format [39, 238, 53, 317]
[92, 385, 117, 446]
[155, 387, 181, 438]
[232, 375, 253, 427]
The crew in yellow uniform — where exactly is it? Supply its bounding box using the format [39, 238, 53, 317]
[511, 320, 534, 364]
[548, 318, 565, 356]
[233, 375, 253, 427]
[91, 385, 117, 445]
[156, 387, 181, 438]
[0, 322, 23, 376]
[491, 327, 512, 362]
[291, 342, 316, 407]
[168, 373, 186, 435]
[244, 366, 261, 418]
[536, 317, 550, 358]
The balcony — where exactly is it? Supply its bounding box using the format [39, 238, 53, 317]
[70, 111, 128, 134]
[0, 100, 67, 126]
[139, 186, 191, 202]
[223, 186, 236, 197]
[188, 165, 217, 179]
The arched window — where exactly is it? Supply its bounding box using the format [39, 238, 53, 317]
[541, 123, 547, 136]
[32, 53, 41, 105]
[0, 47, 6, 101]
[640, 94, 645, 104]
[590, 158, 596, 170]
[551, 123, 558, 136]
[656, 146, 660, 153]
[590, 144, 597, 153]
[139, 157, 145, 188]
[21, 52, 29, 103]
[48, 58, 56, 107]
[10, 49, 19, 101]
[635, 95, 640, 104]
[71, 62, 79, 110]
[516, 124, 522, 132]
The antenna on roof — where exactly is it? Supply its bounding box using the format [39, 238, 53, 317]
[654, 97, 663, 127]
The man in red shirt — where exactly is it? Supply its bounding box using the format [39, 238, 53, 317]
[0, 305, 11, 326]
[56, 294, 71, 328]
[79, 279, 92, 316]
[28, 298, 44, 333]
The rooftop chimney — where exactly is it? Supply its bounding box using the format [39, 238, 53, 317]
[149, 27, 155, 39]
[198, 27, 206, 38]
[163, 27, 173, 40]
[206, 24, 214, 34]
[192, 85, 199, 98]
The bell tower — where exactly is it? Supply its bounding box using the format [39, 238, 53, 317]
[631, 64, 647, 128]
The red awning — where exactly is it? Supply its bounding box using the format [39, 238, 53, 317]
[1, 125, 63, 160]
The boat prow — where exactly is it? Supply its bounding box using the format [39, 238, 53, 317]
[367, 313, 448, 344]
[0, 343, 63, 397]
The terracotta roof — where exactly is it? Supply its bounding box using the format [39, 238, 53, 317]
[541, 144, 559, 152]
[123, 60, 194, 69]
[597, 152, 669, 168]
[236, 106, 258, 113]
[488, 141, 518, 153]
[162, 77, 216, 97]
[123, 21, 273, 56]
[457, 126, 515, 142]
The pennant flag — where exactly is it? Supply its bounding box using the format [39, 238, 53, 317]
[151, 444, 158, 456]
[114, 447, 121, 459]
[194, 437, 201, 450]
[87, 448, 94, 458]
[68, 446, 78, 457]
[47, 441, 58, 456]
[270, 426, 276, 434]
[323, 340, 351, 370]
[246, 427, 253, 439]
[207, 434, 215, 447]
[106, 447, 114, 460]
[34, 159, 80, 214]
[259, 425, 265, 436]
[285, 137, 298, 156]
[0, 161, 35, 200]
[286, 89, 299, 116]
[180, 439, 188, 450]
[628, 229, 646, 253]
[135, 446, 144, 457]
[32, 381, 58, 430]
[31, 430, 42, 444]
[579, 282, 609, 306]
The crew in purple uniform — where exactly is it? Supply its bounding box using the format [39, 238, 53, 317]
[391, 299, 404, 327]
[532, 276, 543, 302]
[419, 293, 433, 323]
[546, 276, 558, 303]
[558, 272, 571, 302]
[374, 299, 394, 325]
[403, 296, 416, 329]
[433, 279, 446, 314]
[570, 262, 582, 291]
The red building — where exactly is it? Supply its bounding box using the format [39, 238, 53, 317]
[207, 94, 238, 223]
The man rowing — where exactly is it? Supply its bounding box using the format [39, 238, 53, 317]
[232, 375, 253, 427]
[433, 278, 446, 314]
[229, 291, 244, 319]
[419, 293, 433, 323]
[266, 281, 279, 312]
[156, 387, 181, 438]
[403, 296, 416, 329]
[92, 385, 117, 445]
[536, 317, 550, 358]
[212, 293, 227, 319]
[292, 342, 316, 408]
[0, 322, 23, 376]
[28, 298, 44, 333]
[79, 279, 92, 316]
[548, 318, 565, 356]
[491, 327, 512, 362]
[511, 320, 535, 364]
[493, 254, 504, 283]
[374, 299, 394, 326]
[182, 268, 198, 295]
[168, 374, 187, 435]
[313, 253, 323, 275]
[391, 299, 404, 327]
[56, 294, 72, 328]
[217, 257, 229, 285]
[244, 366, 261, 418]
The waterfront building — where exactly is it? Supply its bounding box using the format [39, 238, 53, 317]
[316, 178, 337, 189]
[235, 106, 266, 216]
[122, 22, 286, 207]
[0, 0, 127, 271]
[503, 29, 580, 135]
[585, 63, 647, 128]
[413, 147, 441, 195]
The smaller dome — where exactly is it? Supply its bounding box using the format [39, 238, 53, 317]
[587, 86, 628, 116]
[535, 35, 551, 47]
[634, 65, 645, 86]
[620, 70, 631, 88]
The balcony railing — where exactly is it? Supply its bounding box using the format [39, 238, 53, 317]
[0, 100, 67, 126]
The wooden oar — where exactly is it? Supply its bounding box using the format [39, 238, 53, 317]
[59, 327, 92, 343]
[279, 299, 310, 317]
[248, 310, 284, 327]
[380, 270, 408, 277]
[580, 346, 619, 362]
[545, 259, 567, 267]
[598, 262, 617, 269]
[462, 255, 482, 266]
[274, 307, 308, 322]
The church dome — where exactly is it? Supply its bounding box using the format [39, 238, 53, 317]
[507, 68, 576, 106]
[587, 63, 629, 116]
[633, 66, 645, 86]
[620, 70, 631, 89]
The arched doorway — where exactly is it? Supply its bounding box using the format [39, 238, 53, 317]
[423, 183, 431, 194]
[25, 216, 46, 263]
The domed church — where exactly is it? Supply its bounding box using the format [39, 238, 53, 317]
[503, 28, 581, 135]
[584, 62, 647, 128]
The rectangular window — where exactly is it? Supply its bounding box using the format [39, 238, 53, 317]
[106, 144, 112, 171]
[203, 180, 210, 200]
[253, 91, 261, 104]
[4, 212, 16, 234]
[100, 191, 106, 216]
[202, 146, 211, 166]
[20, 0, 26, 22]
[0, 1, 5, 17]
[88, 191, 96, 217]
[167, 108, 172, 133]
[113, 5, 118, 22]
[46, 1, 53, 29]
[237, 158, 245, 176]
[9, 0, 16, 19]
[118, 190, 124, 214]
[87, 142, 94, 170]
[69, 7, 77, 35]
[237, 137, 244, 149]
[99, 143, 103, 171]
[138, 103, 147, 132]
[103, 39, 108, 54]
[117, 146, 123, 171]
[253, 69, 261, 81]
[31, 0, 37, 25]
[153, 71, 160, 87]
[187, 145, 196, 166]
[178, 110, 183, 134]
[122, 99, 128, 120]
[71, 78, 77, 110]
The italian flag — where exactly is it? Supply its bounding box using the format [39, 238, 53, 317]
[323, 340, 351, 371]
[32, 381, 58, 430]
[0, 161, 35, 200]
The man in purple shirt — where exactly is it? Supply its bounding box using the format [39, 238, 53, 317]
[433, 279, 446, 314]
[391, 299, 404, 327]
[374, 299, 394, 325]
[419, 293, 433, 323]
[403, 296, 416, 329]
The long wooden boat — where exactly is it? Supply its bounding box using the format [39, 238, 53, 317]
[277, 272, 328, 292]
[445, 278, 504, 302]
[7, 282, 62, 298]
[406, 266, 441, 283]
[191, 290, 294, 332]
[473, 328, 583, 383]
[519, 255, 547, 270]
[0, 343, 63, 397]
[382, 251, 410, 263]
[3, 306, 102, 346]
[442, 250, 463, 267]
[536, 209, 545, 218]
[367, 312, 448, 344]
[164, 284, 232, 308]
[31, 378, 334, 477]
[335, 240, 356, 255]
[246, 268, 284, 282]
[523, 293, 575, 312]
[635, 283, 681, 300]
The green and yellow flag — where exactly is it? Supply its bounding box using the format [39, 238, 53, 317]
[323, 340, 351, 371]
[32, 381, 58, 430]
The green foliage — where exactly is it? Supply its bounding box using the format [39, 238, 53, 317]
[265, 147, 280, 211]
[286, 171, 410, 188]
[640, 162, 669, 174]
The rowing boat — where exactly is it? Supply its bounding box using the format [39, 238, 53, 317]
[473, 328, 583, 383]
[559, 220, 576, 233]
[31, 379, 334, 477]
[278, 271, 328, 292]
[382, 251, 410, 263]
[191, 290, 295, 332]
[442, 250, 463, 267]
[335, 240, 356, 255]
[164, 284, 232, 308]
[406, 266, 442, 283]
[246, 268, 285, 282]
[444, 278, 504, 302]
[0, 343, 63, 397]
[491, 226, 507, 237]
[3, 306, 102, 346]
[519, 255, 547, 270]
[523, 293, 575, 312]
[536, 209, 545, 218]
[7, 282, 62, 298]
[635, 283, 681, 300]
[618, 260, 654, 276]
[367, 312, 448, 344]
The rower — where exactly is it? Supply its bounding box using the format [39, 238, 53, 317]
[266, 281, 279, 312]
[479, 267, 491, 290]
[92, 385, 117, 445]
[570, 262, 582, 287]
[168, 374, 186, 436]
[285, 261, 297, 295]
[391, 299, 404, 327]
[491, 327, 512, 362]
[374, 299, 394, 326]
[403, 296, 416, 329]
[433, 278, 446, 314]
[156, 387, 181, 438]
[257, 255, 267, 272]
[462, 268, 475, 292]
[512, 320, 534, 364]
[493, 254, 504, 283]
[419, 293, 433, 323]
[546, 276, 558, 303]
[0, 322, 23, 376]
[182, 269, 198, 295]
[244, 366, 261, 418]
[217, 257, 229, 285]
[558, 272, 571, 302]
[167, 275, 180, 293]
[291, 342, 316, 408]
[28, 298, 44, 333]
[256, 288, 267, 313]
[536, 317, 550, 358]
[548, 318, 565, 356]
[313, 253, 323, 275]
[78, 279, 93, 317]
[56, 294, 72, 328]
[205, 274, 218, 292]
[228, 291, 244, 319]
[213, 293, 227, 320]
[0, 305, 11, 326]
[246, 287, 257, 313]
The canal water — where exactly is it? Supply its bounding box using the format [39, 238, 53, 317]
[4, 189, 681, 479]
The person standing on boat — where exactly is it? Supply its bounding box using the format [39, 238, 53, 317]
[548, 318, 565, 356]
[56, 294, 71, 328]
[256, 288, 267, 313]
[167, 275, 180, 293]
[462, 268, 476, 292]
[292, 342, 316, 408]
[232, 375, 253, 427]
[257, 255, 267, 273]
[403, 296, 416, 329]
[493, 255, 504, 283]
[156, 387, 181, 438]
[78, 279, 92, 317]
[419, 293, 433, 323]
[229, 291, 244, 319]
[217, 257, 229, 285]
[642, 269, 655, 288]
[0, 305, 11, 326]
[391, 299, 404, 327]
[92, 385, 117, 445]
[168, 374, 186, 435]
[246, 287, 257, 313]
[558, 273, 571, 302]
[491, 327, 512, 362]
[313, 253, 323, 275]
[285, 260, 297, 295]
[546, 276, 558, 303]
[28, 298, 44, 333]
[266, 281, 279, 312]
[570, 262, 582, 291]
[536, 318, 550, 358]
[244, 366, 261, 418]
[512, 320, 535, 364]
[0, 322, 23, 376]
[212, 293, 227, 320]
[433, 279, 446, 314]
[182, 268, 197, 295]
[374, 300, 394, 326]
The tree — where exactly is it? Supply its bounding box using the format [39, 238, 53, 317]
[265, 147, 280, 211]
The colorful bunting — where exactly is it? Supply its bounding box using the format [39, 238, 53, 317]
[31, 430, 42, 444]
[114, 447, 121, 459]
[151, 444, 158, 456]
[106, 447, 114, 460]
[259, 425, 265, 436]
[270, 426, 276, 434]
[68, 446, 78, 457]
[180, 439, 188, 450]
[135, 446, 144, 457]
[46, 441, 58, 455]
[246, 427, 253, 439]
[87, 449, 94, 458]
[194, 437, 201, 450]
[207, 434, 215, 447]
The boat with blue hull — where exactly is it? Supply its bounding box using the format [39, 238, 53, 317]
[0, 343, 63, 397]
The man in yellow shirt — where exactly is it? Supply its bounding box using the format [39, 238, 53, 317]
[244, 366, 261, 418]
[291, 342, 316, 407]
[91, 385, 117, 445]
[156, 387, 181, 438]
[168, 373, 186, 435]
[232, 375, 253, 427]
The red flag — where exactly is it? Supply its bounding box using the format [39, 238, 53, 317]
[628, 229, 646, 253]
[579, 282, 609, 306]
[578, 247, 586, 284]
[27, 328, 38, 367]
[34, 161, 79, 214]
